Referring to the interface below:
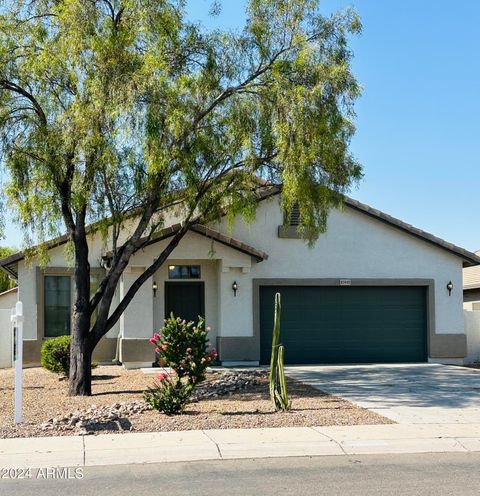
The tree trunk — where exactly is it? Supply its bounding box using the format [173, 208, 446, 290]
[69, 320, 92, 396]
[69, 218, 93, 396]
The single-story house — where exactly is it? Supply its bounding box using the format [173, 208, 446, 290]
[464, 254, 480, 310]
[1, 186, 479, 368]
[0, 287, 18, 310]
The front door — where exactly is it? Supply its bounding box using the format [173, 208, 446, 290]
[165, 282, 205, 324]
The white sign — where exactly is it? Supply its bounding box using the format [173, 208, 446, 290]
[11, 301, 24, 424]
[339, 279, 352, 286]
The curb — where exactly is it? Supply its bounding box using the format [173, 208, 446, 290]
[2, 424, 480, 469]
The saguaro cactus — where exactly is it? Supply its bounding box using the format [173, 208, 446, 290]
[269, 292, 291, 411]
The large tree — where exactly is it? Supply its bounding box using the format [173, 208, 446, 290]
[0, 0, 362, 395]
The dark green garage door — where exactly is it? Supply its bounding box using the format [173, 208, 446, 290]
[259, 286, 427, 364]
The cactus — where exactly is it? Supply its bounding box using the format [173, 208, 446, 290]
[269, 293, 291, 411]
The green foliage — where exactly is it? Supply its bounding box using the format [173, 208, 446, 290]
[144, 371, 193, 415]
[0, 0, 362, 251]
[41, 336, 71, 376]
[0, 247, 16, 293]
[150, 316, 217, 387]
[269, 292, 291, 411]
[40, 335, 97, 376]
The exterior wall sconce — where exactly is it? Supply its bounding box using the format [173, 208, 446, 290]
[447, 281, 453, 296]
[232, 281, 238, 297]
[152, 281, 158, 297]
[100, 255, 112, 270]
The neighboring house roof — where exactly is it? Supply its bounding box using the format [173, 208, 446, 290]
[464, 250, 480, 290]
[1, 185, 479, 278]
[0, 287, 18, 298]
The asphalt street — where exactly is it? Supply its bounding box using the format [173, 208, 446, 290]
[2, 452, 480, 496]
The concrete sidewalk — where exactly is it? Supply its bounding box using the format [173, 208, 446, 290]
[3, 423, 480, 469]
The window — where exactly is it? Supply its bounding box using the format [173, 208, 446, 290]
[168, 265, 201, 279]
[44, 275, 71, 337]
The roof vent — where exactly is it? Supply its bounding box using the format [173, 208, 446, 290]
[289, 203, 301, 227]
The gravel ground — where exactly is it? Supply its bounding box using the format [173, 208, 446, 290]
[0, 366, 392, 438]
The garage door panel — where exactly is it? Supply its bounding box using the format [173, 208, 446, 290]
[259, 286, 427, 364]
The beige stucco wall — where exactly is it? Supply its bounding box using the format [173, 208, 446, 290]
[465, 310, 480, 363]
[0, 309, 13, 368]
[211, 197, 465, 340]
[0, 288, 17, 310]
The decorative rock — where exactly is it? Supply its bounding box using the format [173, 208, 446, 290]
[37, 371, 265, 435]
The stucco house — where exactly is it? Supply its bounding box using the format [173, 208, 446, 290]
[464, 253, 480, 310]
[1, 186, 479, 369]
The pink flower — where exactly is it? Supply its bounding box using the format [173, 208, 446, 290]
[157, 372, 168, 381]
[206, 326, 211, 332]
[162, 343, 168, 350]
[186, 347, 192, 353]
[154, 347, 160, 353]
[149, 337, 157, 345]
[153, 333, 160, 340]
[210, 347, 217, 357]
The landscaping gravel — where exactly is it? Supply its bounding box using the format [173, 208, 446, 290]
[0, 366, 392, 438]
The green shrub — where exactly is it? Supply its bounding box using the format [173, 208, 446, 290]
[149, 316, 217, 387]
[144, 371, 193, 415]
[41, 336, 71, 376]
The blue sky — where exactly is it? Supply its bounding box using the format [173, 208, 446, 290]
[3, 1, 480, 251]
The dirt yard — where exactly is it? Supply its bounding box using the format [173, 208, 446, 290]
[0, 366, 392, 438]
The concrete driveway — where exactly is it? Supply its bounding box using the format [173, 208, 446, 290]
[285, 364, 480, 424]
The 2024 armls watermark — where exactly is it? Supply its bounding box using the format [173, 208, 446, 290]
[1, 467, 84, 480]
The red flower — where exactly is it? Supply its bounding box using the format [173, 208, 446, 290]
[149, 337, 157, 345]
[157, 372, 168, 381]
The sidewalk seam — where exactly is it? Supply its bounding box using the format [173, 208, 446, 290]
[82, 435, 86, 466]
[454, 437, 471, 452]
[201, 431, 223, 459]
[313, 429, 348, 456]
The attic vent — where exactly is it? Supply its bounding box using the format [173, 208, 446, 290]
[289, 203, 301, 226]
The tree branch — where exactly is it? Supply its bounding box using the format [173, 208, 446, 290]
[0, 80, 47, 126]
[91, 219, 194, 345]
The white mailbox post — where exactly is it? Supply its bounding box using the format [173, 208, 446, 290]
[11, 301, 24, 424]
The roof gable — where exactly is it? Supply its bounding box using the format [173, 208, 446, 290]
[1, 185, 479, 277]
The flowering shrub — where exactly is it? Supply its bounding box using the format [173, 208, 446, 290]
[149, 316, 217, 387]
[144, 370, 192, 415]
